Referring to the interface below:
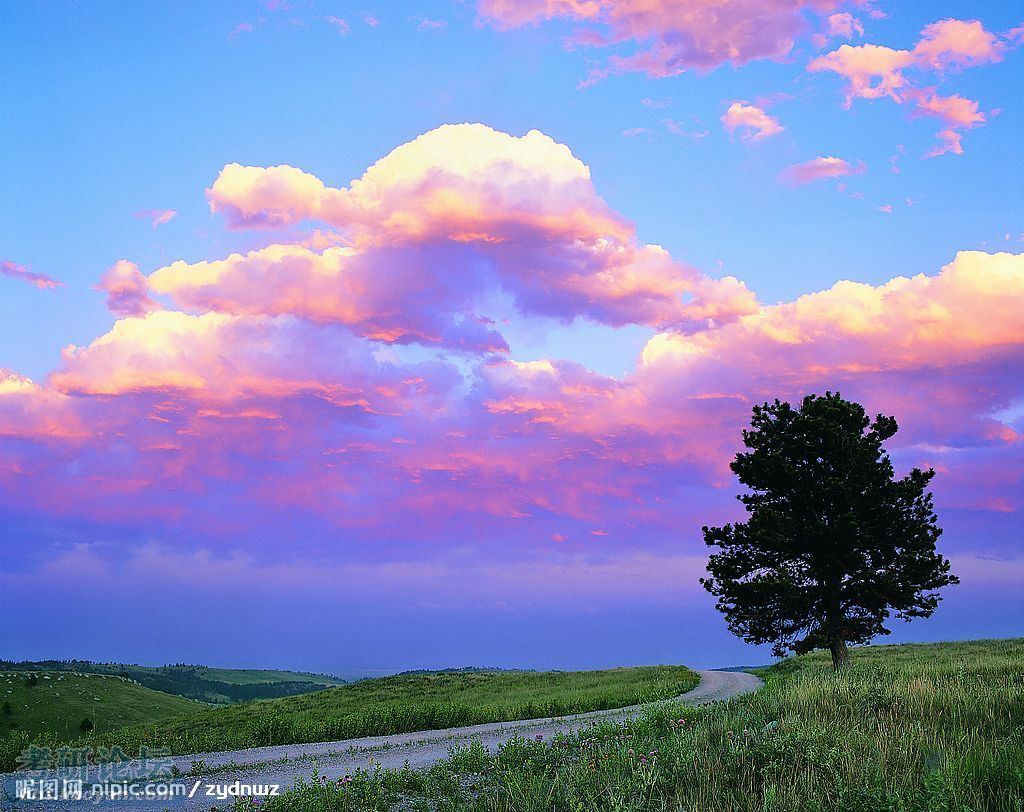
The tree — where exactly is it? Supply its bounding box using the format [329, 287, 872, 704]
[80, 717, 94, 733]
[701, 393, 958, 671]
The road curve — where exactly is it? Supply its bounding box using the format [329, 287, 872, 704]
[1, 669, 762, 811]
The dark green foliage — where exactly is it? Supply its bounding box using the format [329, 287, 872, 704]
[79, 717, 94, 733]
[24, 674, 38, 687]
[701, 393, 958, 668]
[2, 701, 11, 716]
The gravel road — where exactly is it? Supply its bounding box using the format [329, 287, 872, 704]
[0, 669, 762, 811]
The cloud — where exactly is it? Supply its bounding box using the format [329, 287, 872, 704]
[0, 260, 63, 290]
[134, 208, 177, 228]
[809, 17, 1018, 156]
[202, 124, 757, 339]
[908, 90, 986, 157]
[912, 18, 1007, 71]
[477, 0, 860, 78]
[1, 126, 1021, 638]
[96, 260, 162, 317]
[721, 102, 784, 142]
[779, 156, 865, 186]
[325, 15, 349, 35]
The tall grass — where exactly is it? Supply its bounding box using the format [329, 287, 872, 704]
[249, 638, 1024, 812]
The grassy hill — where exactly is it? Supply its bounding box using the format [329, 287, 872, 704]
[0, 671, 200, 742]
[0, 661, 347, 704]
[0, 665, 697, 770]
[260, 638, 1023, 812]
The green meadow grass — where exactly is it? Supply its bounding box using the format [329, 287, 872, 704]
[0, 666, 697, 772]
[0, 671, 200, 744]
[248, 638, 1024, 812]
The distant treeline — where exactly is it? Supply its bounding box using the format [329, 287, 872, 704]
[0, 661, 343, 704]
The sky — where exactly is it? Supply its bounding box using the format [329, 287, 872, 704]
[1, 0, 1022, 674]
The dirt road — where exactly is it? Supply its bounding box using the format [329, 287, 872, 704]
[0, 669, 762, 811]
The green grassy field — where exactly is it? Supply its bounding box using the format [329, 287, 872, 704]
[0, 671, 200, 743]
[0, 661, 348, 704]
[0, 666, 697, 772]
[248, 638, 1024, 812]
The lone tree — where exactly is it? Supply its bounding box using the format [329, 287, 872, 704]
[701, 392, 958, 670]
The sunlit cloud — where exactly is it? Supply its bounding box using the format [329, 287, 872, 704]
[478, 0, 865, 78]
[721, 101, 784, 142]
[809, 17, 1019, 156]
[134, 208, 177, 228]
[779, 156, 865, 186]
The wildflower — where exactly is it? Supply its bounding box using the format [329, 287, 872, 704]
[627, 748, 634, 756]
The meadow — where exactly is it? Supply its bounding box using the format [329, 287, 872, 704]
[0, 666, 697, 772]
[244, 638, 1024, 812]
[0, 671, 199, 748]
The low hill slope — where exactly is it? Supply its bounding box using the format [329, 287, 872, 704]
[0, 661, 347, 704]
[0, 671, 200, 743]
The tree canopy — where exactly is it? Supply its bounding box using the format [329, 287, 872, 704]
[701, 392, 958, 670]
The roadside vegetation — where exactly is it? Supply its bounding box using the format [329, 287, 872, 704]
[0, 665, 697, 772]
[243, 638, 1024, 812]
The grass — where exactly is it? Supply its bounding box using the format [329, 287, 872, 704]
[1, 661, 349, 704]
[242, 638, 1024, 812]
[0, 670, 200, 744]
[0, 665, 697, 773]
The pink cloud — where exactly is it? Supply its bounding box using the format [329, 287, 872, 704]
[0, 260, 63, 290]
[908, 90, 986, 157]
[228, 21, 255, 39]
[1, 126, 1021, 620]
[417, 18, 447, 32]
[202, 124, 757, 338]
[134, 208, 177, 228]
[478, 0, 861, 77]
[779, 156, 865, 186]
[325, 15, 350, 35]
[809, 17, 1018, 156]
[721, 101, 784, 142]
[95, 259, 162, 317]
[912, 18, 1007, 71]
[808, 43, 915, 104]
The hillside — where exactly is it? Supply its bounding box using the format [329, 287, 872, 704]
[0, 661, 347, 704]
[0, 665, 697, 769]
[0, 671, 200, 742]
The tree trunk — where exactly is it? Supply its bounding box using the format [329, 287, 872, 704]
[829, 638, 850, 671]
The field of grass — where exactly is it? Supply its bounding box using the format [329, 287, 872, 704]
[247, 638, 1024, 812]
[0, 666, 697, 773]
[0, 671, 200, 744]
[0, 661, 348, 704]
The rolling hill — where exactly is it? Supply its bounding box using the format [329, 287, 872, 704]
[1, 670, 200, 742]
[0, 660, 347, 704]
